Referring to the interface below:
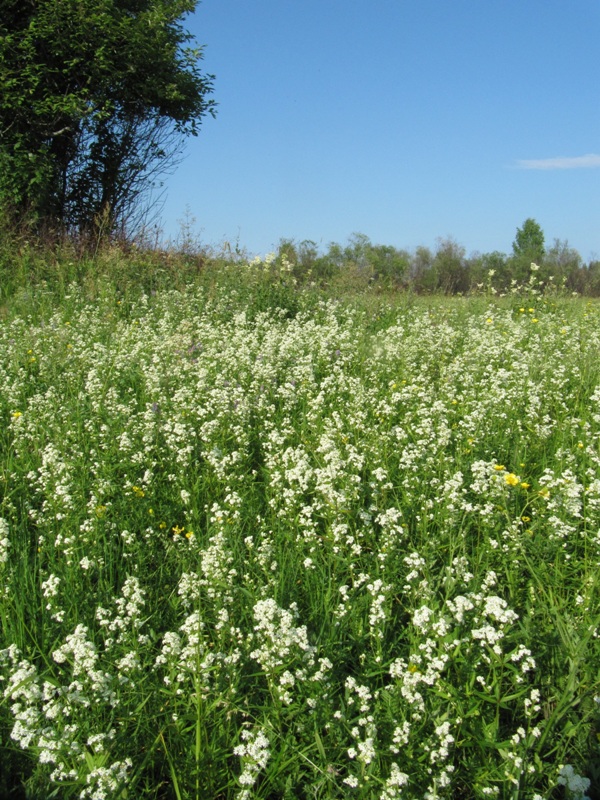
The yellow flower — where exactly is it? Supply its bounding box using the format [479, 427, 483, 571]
[520, 482, 530, 489]
[132, 486, 145, 498]
[493, 464, 506, 471]
[172, 525, 185, 535]
[504, 473, 519, 486]
[11, 411, 22, 419]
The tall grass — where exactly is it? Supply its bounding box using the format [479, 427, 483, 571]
[0, 255, 599, 799]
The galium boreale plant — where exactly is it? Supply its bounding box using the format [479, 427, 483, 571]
[0, 272, 599, 798]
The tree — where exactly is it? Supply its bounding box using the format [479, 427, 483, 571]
[432, 237, 468, 294]
[545, 238, 581, 276]
[369, 244, 410, 286]
[344, 233, 374, 271]
[512, 218, 545, 263]
[468, 250, 508, 289]
[409, 245, 434, 293]
[0, 0, 216, 235]
[508, 218, 546, 283]
[337, 234, 409, 284]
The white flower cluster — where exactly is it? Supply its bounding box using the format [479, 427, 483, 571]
[79, 758, 132, 800]
[154, 609, 226, 695]
[0, 641, 128, 793]
[95, 575, 147, 655]
[379, 763, 410, 799]
[0, 518, 9, 565]
[249, 598, 316, 705]
[2, 285, 599, 796]
[557, 764, 591, 799]
[52, 624, 115, 703]
[233, 727, 271, 799]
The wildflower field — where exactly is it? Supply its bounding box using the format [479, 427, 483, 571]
[1, 267, 599, 799]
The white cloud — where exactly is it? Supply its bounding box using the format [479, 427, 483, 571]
[516, 153, 600, 170]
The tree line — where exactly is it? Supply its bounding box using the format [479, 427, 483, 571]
[1, 6, 596, 297]
[274, 219, 600, 295]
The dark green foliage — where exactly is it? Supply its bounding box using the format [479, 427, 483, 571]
[544, 238, 582, 282]
[509, 217, 546, 281]
[432, 237, 469, 294]
[0, 0, 215, 235]
[512, 218, 546, 262]
[469, 251, 508, 289]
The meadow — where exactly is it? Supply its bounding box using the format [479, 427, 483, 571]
[0, 255, 599, 799]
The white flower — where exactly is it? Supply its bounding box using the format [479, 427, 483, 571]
[412, 605, 434, 632]
[234, 727, 271, 792]
[0, 518, 10, 564]
[557, 764, 591, 797]
[42, 574, 60, 598]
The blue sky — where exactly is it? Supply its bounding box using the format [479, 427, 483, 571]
[159, 0, 600, 260]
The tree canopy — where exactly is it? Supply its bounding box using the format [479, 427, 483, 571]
[512, 218, 546, 263]
[0, 0, 216, 234]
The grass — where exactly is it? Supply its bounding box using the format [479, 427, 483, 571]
[0, 255, 599, 799]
